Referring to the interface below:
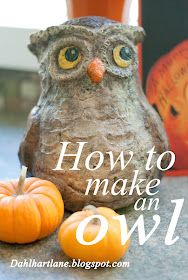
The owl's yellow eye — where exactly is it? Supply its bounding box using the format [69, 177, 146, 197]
[58, 46, 81, 69]
[113, 45, 132, 68]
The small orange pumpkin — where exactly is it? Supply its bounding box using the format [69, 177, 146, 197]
[58, 205, 130, 262]
[0, 166, 64, 244]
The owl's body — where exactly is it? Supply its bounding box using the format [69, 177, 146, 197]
[19, 17, 169, 211]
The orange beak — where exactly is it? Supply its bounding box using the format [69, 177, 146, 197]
[87, 58, 105, 84]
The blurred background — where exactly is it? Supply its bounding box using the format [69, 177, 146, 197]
[0, 0, 68, 178]
[0, 0, 68, 125]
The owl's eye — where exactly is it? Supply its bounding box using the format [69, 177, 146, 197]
[113, 45, 132, 68]
[58, 46, 81, 69]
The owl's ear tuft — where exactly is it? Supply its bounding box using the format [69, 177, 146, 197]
[28, 31, 49, 60]
[129, 26, 145, 45]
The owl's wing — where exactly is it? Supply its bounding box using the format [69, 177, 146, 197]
[134, 74, 170, 169]
[18, 105, 41, 176]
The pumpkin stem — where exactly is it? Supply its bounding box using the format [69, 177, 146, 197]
[83, 205, 100, 225]
[16, 166, 28, 195]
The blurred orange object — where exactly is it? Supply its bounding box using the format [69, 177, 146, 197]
[146, 40, 188, 175]
[67, 0, 126, 21]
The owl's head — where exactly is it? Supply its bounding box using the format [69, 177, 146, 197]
[29, 16, 145, 85]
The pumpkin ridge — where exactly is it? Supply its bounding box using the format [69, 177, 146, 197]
[12, 195, 17, 243]
[107, 223, 121, 258]
[30, 191, 63, 223]
[0, 193, 9, 200]
[14, 195, 41, 243]
[22, 178, 40, 192]
[10, 180, 19, 194]
[9, 196, 15, 243]
[0, 188, 12, 196]
[61, 220, 81, 234]
[22, 179, 41, 193]
[111, 220, 130, 259]
[58, 220, 80, 252]
[26, 181, 58, 193]
[30, 196, 43, 239]
[0, 196, 15, 243]
[0, 182, 15, 195]
[101, 229, 110, 260]
[59, 213, 84, 229]
[31, 193, 60, 239]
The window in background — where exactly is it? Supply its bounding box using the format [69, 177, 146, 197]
[0, 0, 68, 119]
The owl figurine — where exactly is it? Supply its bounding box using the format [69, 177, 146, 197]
[19, 17, 169, 211]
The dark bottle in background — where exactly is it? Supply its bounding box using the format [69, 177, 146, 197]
[142, 0, 188, 175]
[142, 0, 188, 86]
